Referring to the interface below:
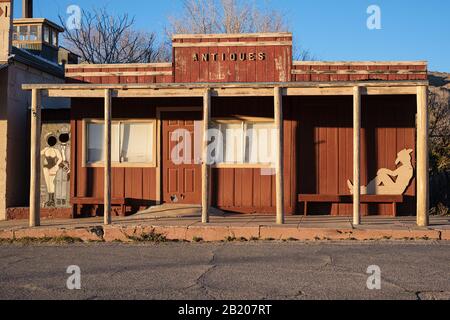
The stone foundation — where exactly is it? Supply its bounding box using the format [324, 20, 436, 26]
[6, 207, 72, 220]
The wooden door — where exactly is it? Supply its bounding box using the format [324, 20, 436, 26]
[161, 110, 202, 204]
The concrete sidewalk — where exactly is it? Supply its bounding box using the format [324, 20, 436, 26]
[0, 214, 449, 242]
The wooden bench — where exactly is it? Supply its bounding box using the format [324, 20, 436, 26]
[71, 197, 128, 217]
[298, 194, 404, 217]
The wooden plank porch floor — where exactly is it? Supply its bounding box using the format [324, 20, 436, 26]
[1, 214, 448, 231]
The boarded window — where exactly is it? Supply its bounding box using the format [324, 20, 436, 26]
[246, 123, 277, 164]
[219, 123, 244, 164]
[213, 121, 276, 165]
[119, 123, 154, 163]
[85, 121, 154, 166]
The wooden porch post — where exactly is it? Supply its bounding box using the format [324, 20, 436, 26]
[274, 87, 285, 225]
[202, 88, 211, 223]
[29, 89, 41, 227]
[416, 85, 429, 227]
[104, 89, 112, 225]
[353, 86, 361, 225]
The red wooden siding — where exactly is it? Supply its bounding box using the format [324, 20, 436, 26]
[65, 63, 174, 84]
[64, 33, 424, 216]
[170, 34, 292, 83]
[294, 95, 416, 215]
[292, 62, 427, 82]
[66, 60, 427, 84]
[210, 97, 297, 214]
[71, 95, 416, 216]
[70, 97, 201, 215]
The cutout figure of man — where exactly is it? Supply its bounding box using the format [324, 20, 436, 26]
[41, 134, 63, 207]
[55, 131, 70, 206]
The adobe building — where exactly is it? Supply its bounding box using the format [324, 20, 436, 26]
[22, 32, 430, 227]
[0, 0, 74, 221]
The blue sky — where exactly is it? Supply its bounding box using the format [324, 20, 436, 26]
[13, 0, 450, 72]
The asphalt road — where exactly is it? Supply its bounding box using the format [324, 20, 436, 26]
[0, 241, 449, 300]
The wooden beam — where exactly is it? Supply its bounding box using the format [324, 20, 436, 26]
[416, 85, 429, 227]
[291, 69, 425, 75]
[363, 87, 418, 95]
[292, 61, 427, 66]
[173, 41, 292, 48]
[172, 32, 292, 39]
[115, 89, 205, 98]
[353, 86, 362, 225]
[202, 88, 211, 224]
[22, 80, 428, 91]
[66, 62, 173, 69]
[274, 87, 285, 225]
[104, 89, 112, 225]
[66, 71, 172, 77]
[29, 89, 41, 227]
[47, 89, 105, 98]
[285, 87, 353, 96]
[211, 88, 274, 97]
[43, 86, 421, 99]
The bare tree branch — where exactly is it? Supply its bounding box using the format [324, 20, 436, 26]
[59, 7, 169, 64]
[167, 0, 289, 34]
[165, 0, 313, 61]
[428, 75, 450, 174]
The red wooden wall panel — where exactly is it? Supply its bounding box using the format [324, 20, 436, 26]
[173, 35, 292, 83]
[294, 95, 416, 216]
[71, 94, 416, 216]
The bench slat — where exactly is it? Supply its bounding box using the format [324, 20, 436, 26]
[71, 197, 127, 205]
[298, 194, 403, 217]
[298, 194, 403, 203]
[298, 194, 341, 202]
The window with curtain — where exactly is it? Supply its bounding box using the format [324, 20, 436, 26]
[212, 121, 277, 166]
[29, 25, 39, 41]
[85, 121, 154, 166]
[19, 26, 28, 41]
[13, 26, 18, 41]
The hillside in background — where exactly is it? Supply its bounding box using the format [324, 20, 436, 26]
[427, 71, 450, 215]
[429, 71, 450, 89]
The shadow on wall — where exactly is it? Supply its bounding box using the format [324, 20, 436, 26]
[430, 171, 450, 215]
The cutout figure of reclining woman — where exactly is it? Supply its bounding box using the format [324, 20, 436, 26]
[347, 149, 414, 195]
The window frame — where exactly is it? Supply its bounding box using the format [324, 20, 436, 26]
[43, 25, 50, 43]
[19, 25, 29, 41]
[211, 118, 276, 169]
[82, 119, 157, 168]
[29, 25, 40, 41]
[12, 26, 18, 41]
[51, 28, 58, 46]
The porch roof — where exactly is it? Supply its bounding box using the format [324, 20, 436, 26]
[22, 80, 428, 98]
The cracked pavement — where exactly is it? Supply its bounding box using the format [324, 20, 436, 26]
[0, 242, 449, 300]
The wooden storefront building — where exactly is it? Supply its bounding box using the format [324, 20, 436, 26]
[23, 33, 430, 226]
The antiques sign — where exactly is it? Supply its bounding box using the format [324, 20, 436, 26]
[193, 52, 266, 62]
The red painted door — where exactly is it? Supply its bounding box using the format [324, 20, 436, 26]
[161, 111, 202, 204]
